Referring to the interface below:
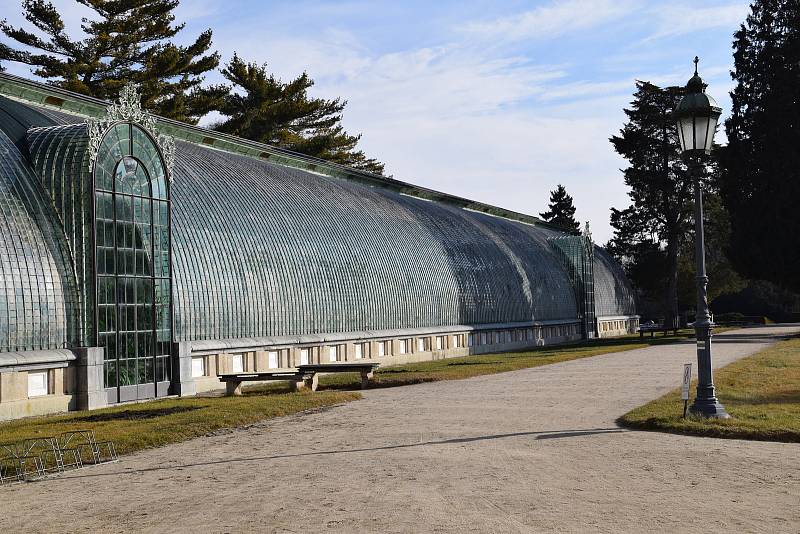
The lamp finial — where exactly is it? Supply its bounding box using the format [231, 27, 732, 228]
[693, 56, 699, 76]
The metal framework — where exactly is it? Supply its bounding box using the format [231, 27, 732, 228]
[548, 234, 596, 339]
[92, 122, 173, 403]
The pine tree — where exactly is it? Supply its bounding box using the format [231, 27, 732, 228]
[0, 0, 224, 123]
[607, 81, 693, 327]
[539, 184, 580, 232]
[213, 54, 385, 174]
[720, 0, 800, 291]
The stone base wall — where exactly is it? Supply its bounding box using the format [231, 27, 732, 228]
[596, 317, 640, 338]
[0, 366, 76, 421]
[190, 324, 584, 394]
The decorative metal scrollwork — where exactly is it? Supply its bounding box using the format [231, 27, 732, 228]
[86, 83, 175, 179]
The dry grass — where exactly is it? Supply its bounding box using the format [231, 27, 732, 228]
[619, 335, 800, 442]
[0, 389, 359, 457]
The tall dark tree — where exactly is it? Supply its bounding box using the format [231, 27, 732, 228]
[0, 0, 224, 123]
[607, 81, 693, 327]
[213, 54, 385, 174]
[720, 0, 800, 291]
[676, 182, 745, 309]
[539, 184, 580, 232]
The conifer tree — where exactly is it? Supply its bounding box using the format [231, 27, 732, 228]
[0, 0, 224, 123]
[607, 81, 692, 327]
[213, 54, 385, 174]
[539, 184, 580, 232]
[720, 0, 800, 291]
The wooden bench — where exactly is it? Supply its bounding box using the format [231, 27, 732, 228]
[638, 325, 679, 338]
[218, 371, 311, 396]
[297, 363, 380, 390]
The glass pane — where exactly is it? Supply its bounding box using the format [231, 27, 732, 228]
[120, 359, 135, 386]
[692, 117, 709, 152]
[105, 361, 117, 388]
[704, 116, 718, 152]
[680, 120, 694, 152]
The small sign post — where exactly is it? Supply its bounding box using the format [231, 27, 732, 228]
[681, 363, 692, 417]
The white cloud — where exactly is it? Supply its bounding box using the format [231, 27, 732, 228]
[0, 0, 744, 243]
[459, 0, 635, 42]
[643, 2, 749, 41]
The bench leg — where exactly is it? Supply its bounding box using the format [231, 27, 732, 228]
[360, 370, 374, 389]
[303, 373, 319, 392]
[225, 381, 242, 396]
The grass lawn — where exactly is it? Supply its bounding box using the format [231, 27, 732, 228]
[0, 328, 701, 460]
[0, 389, 360, 458]
[619, 335, 800, 443]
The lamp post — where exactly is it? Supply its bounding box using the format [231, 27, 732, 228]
[674, 57, 729, 418]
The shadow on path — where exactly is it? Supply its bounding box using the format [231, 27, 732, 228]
[43, 428, 629, 482]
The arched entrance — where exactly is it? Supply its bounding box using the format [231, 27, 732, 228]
[93, 122, 173, 403]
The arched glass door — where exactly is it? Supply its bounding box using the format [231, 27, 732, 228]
[94, 122, 172, 403]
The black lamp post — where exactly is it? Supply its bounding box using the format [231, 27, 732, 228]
[674, 57, 729, 418]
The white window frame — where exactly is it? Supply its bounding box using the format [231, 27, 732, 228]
[268, 350, 279, 368]
[300, 348, 310, 365]
[436, 336, 444, 350]
[328, 345, 338, 362]
[378, 341, 386, 357]
[231, 353, 244, 373]
[417, 338, 426, 352]
[191, 357, 205, 378]
[354, 343, 363, 360]
[27, 371, 49, 397]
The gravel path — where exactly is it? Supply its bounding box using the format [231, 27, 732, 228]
[3, 326, 799, 533]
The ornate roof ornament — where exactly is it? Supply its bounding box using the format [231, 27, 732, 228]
[86, 83, 175, 178]
[582, 221, 592, 242]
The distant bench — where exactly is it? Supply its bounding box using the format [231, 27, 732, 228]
[219, 362, 380, 396]
[638, 324, 679, 338]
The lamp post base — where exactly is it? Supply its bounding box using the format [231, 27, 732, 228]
[689, 398, 730, 419]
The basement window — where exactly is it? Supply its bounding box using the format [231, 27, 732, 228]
[191, 357, 205, 378]
[231, 353, 244, 373]
[27, 371, 49, 397]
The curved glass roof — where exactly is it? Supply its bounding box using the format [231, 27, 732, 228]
[0, 88, 637, 351]
[0, 127, 74, 352]
[593, 246, 637, 317]
[171, 141, 578, 341]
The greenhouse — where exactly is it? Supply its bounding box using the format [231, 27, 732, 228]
[0, 73, 637, 419]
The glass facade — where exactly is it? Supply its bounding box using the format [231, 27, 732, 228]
[94, 123, 172, 402]
[0, 85, 639, 408]
[593, 246, 637, 318]
[548, 235, 596, 338]
[0, 128, 72, 352]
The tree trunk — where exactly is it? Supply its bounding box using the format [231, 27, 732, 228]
[664, 232, 680, 329]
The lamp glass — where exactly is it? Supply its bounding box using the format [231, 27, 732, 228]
[704, 115, 718, 152]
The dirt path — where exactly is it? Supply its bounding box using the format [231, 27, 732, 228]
[3, 326, 799, 533]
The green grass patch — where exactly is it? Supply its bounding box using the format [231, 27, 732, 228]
[0, 389, 359, 457]
[619, 335, 800, 442]
[316, 330, 702, 390]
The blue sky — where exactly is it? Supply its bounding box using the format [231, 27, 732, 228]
[2, 0, 750, 242]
